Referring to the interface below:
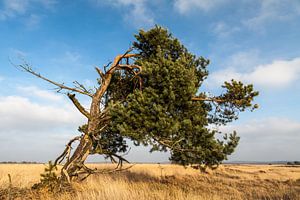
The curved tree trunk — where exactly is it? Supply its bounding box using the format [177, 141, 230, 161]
[59, 113, 104, 182]
[60, 133, 93, 182]
[58, 54, 138, 182]
[60, 73, 113, 182]
[17, 51, 140, 184]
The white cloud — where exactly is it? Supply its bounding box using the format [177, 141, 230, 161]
[221, 117, 300, 161]
[174, 0, 228, 14]
[96, 0, 154, 27]
[0, 0, 29, 20]
[17, 86, 63, 101]
[208, 57, 300, 89]
[212, 21, 241, 38]
[0, 84, 87, 162]
[244, 0, 300, 30]
[224, 50, 261, 70]
[0, 93, 169, 162]
[0, 95, 85, 133]
[0, 0, 56, 23]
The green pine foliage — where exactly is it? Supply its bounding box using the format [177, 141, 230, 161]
[76, 26, 258, 169]
[32, 161, 59, 191]
[106, 26, 258, 169]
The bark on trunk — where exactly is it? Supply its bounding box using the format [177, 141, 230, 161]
[60, 134, 92, 181]
[60, 117, 100, 181]
[60, 74, 113, 182]
[58, 53, 137, 182]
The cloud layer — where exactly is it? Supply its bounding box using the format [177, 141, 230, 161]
[208, 57, 300, 89]
[0, 95, 84, 132]
[0, 0, 56, 28]
[222, 118, 300, 161]
[244, 0, 300, 30]
[0, 87, 86, 161]
[96, 0, 154, 27]
[0, 87, 170, 162]
[174, 0, 228, 13]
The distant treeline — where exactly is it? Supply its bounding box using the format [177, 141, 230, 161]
[0, 161, 41, 164]
[287, 161, 300, 165]
[0, 161, 299, 165]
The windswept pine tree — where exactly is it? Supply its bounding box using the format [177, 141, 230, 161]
[17, 26, 258, 184]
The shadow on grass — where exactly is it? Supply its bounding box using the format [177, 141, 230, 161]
[96, 170, 176, 184]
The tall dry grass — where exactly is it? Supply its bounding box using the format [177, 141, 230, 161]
[1, 163, 300, 200]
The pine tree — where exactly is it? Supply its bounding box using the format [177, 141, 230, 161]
[17, 25, 258, 183]
[109, 26, 258, 168]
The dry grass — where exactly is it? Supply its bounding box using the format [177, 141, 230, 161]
[1, 163, 300, 200]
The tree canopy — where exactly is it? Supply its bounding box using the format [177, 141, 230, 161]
[107, 26, 258, 167]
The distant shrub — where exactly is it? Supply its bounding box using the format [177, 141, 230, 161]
[286, 161, 300, 165]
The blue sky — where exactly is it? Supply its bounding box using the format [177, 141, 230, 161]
[0, 0, 300, 163]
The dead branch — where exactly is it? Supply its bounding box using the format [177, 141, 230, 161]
[107, 51, 138, 74]
[73, 81, 94, 94]
[54, 135, 82, 166]
[90, 50, 141, 119]
[117, 64, 142, 73]
[191, 97, 227, 103]
[16, 62, 93, 97]
[21, 49, 142, 184]
[95, 67, 105, 81]
[67, 93, 91, 119]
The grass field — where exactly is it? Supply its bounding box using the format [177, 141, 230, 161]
[0, 163, 300, 200]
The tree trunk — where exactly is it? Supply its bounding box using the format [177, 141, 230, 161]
[60, 77, 109, 182]
[59, 114, 111, 183]
[60, 134, 92, 181]
[57, 55, 135, 182]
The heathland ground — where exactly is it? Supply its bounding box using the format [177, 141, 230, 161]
[0, 163, 300, 200]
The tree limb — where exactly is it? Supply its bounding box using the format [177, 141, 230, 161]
[90, 50, 140, 117]
[67, 93, 91, 119]
[107, 50, 138, 74]
[152, 136, 203, 153]
[95, 67, 105, 81]
[116, 64, 142, 75]
[16, 63, 93, 97]
[73, 81, 93, 94]
[54, 135, 82, 166]
[191, 97, 227, 103]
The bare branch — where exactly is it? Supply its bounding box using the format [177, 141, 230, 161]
[16, 63, 93, 97]
[107, 49, 138, 74]
[91, 50, 140, 116]
[191, 97, 227, 103]
[54, 135, 82, 166]
[73, 81, 94, 94]
[62, 169, 71, 183]
[103, 61, 112, 73]
[115, 64, 142, 89]
[117, 64, 142, 74]
[95, 67, 105, 81]
[67, 93, 91, 119]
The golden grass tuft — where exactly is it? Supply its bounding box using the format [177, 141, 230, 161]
[1, 163, 300, 200]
